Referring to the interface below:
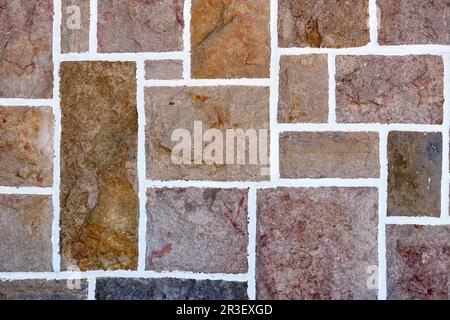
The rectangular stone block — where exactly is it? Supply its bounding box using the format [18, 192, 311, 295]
[278, 55, 328, 123]
[388, 132, 442, 217]
[61, 0, 90, 53]
[0, 195, 52, 272]
[95, 278, 248, 300]
[145, 60, 183, 80]
[146, 188, 248, 273]
[0, 280, 88, 300]
[97, 0, 184, 52]
[257, 187, 378, 300]
[0, 107, 54, 187]
[280, 132, 380, 179]
[60, 61, 138, 271]
[145, 86, 270, 181]
[278, 0, 369, 48]
[378, 0, 450, 45]
[191, 0, 270, 78]
[0, 0, 54, 98]
[336, 55, 444, 124]
[387, 225, 450, 300]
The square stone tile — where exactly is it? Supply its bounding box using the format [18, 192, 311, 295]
[146, 188, 248, 273]
[388, 132, 442, 217]
[97, 0, 184, 53]
[191, 0, 270, 78]
[0, 280, 88, 300]
[387, 225, 450, 300]
[0, 0, 53, 98]
[280, 132, 380, 179]
[278, 55, 328, 123]
[0, 107, 54, 187]
[0, 195, 52, 272]
[95, 278, 248, 300]
[336, 55, 444, 124]
[378, 0, 450, 45]
[257, 187, 378, 300]
[61, 0, 90, 53]
[278, 0, 370, 48]
[60, 61, 138, 271]
[145, 86, 270, 181]
[145, 60, 183, 80]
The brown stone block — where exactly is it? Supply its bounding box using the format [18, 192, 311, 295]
[61, 0, 90, 53]
[257, 187, 378, 300]
[0, 279, 88, 300]
[191, 0, 270, 78]
[145, 60, 183, 80]
[60, 61, 138, 271]
[0, 195, 52, 272]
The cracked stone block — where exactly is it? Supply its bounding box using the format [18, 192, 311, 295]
[191, 0, 270, 78]
[60, 61, 138, 271]
[278, 0, 370, 48]
[387, 225, 450, 300]
[0, 195, 52, 272]
[145, 86, 270, 181]
[278, 55, 328, 123]
[146, 188, 248, 273]
[0, 0, 54, 98]
[257, 187, 378, 300]
[61, 0, 90, 53]
[378, 0, 450, 45]
[388, 132, 442, 217]
[97, 0, 184, 53]
[0, 107, 54, 187]
[145, 60, 183, 80]
[95, 278, 248, 300]
[336, 55, 444, 124]
[280, 132, 380, 179]
[0, 280, 88, 300]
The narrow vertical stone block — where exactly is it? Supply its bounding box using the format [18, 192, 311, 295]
[61, 0, 90, 53]
[0, 0, 54, 98]
[387, 132, 442, 217]
[60, 61, 138, 271]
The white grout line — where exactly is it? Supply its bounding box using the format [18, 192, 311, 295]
[182, 0, 192, 80]
[278, 123, 445, 132]
[246, 188, 257, 300]
[386, 216, 450, 225]
[0, 187, 53, 195]
[89, 0, 98, 53]
[368, 0, 379, 47]
[377, 129, 388, 300]
[0, 99, 53, 106]
[136, 58, 148, 272]
[0, 271, 248, 282]
[442, 54, 450, 219]
[87, 277, 96, 300]
[328, 53, 337, 124]
[143, 79, 271, 87]
[60, 52, 184, 61]
[270, 0, 280, 182]
[51, 0, 62, 274]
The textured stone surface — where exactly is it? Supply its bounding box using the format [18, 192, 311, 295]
[146, 188, 248, 273]
[257, 188, 378, 300]
[0, 280, 88, 300]
[280, 132, 380, 179]
[191, 0, 270, 78]
[145, 60, 183, 80]
[0, 0, 53, 98]
[278, 0, 369, 48]
[60, 62, 138, 271]
[145, 86, 270, 181]
[61, 0, 90, 53]
[336, 55, 444, 124]
[387, 225, 450, 300]
[0, 107, 54, 187]
[278, 55, 328, 123]
[0, 195, 52, 272]
[388, 132, 442, 217]
[378, 0, 450, 45]
[96, 278, 248, 300]
[97, 0, 184, 53]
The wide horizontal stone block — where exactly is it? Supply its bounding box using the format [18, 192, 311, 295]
[0, 280, 88, 300]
